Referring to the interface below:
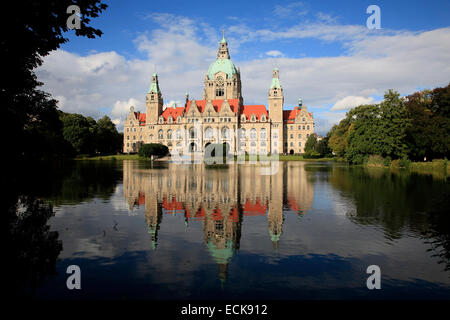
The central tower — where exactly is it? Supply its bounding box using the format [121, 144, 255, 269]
[202, 31, 242, 102]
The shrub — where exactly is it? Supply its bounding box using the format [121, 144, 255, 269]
[138, 143, 169, 159]
[366, 155, 385, 167]
[303, 150, 321, 159]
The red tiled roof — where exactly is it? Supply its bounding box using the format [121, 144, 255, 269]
[283, 106, 301, 123]
[240, 105, 268, 121]
[185, 99, 240, 114]
[243, 198, 267, 216]
[161, 107, 184, 122]
[137, 192, 145, 205]
[134, 112, 147, 126]
[162, 196, 184, 212]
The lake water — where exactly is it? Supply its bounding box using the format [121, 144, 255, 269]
[8, 160, 450, 300]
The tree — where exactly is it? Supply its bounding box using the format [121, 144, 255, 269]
[96, 116, 123, 154]
[139, 144, 169, 159]
[60, 113, 97, 155]
[304, 134, 318, 153]
[1, 0, 107, 161]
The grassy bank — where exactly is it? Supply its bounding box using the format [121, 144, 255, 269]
[76, 153, 336, 162]
[75, 154, 141, 160]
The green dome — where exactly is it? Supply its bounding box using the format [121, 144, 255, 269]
[206, 239, 234, 264]
[207, 59, 238, 80]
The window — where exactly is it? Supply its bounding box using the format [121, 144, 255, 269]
[251, 115, 256, 122]
[158, 130, 163, 140]
[250, 128, 257, 139]
[241, 115, 246, 122]
[303, 125, 305, 130]
[189, 127, 196, 139]
[167, 130, 172, 140]
[290, 134, 293, 138]
[298, 125, 301, 130]
[306, 134, 309, 138]
[307, 125, 310, 130]
[127, 136, 129, 140]
[134, 128, 136, 132]
[150, 134, 153, 140]
[298, 134, 302, 139]
[222, 127, 230, 139]
[298, 142, 302, 147]
[204, 127, 213, 139]
[261, 115, 266, 122]
[290, 125, 293, 130]
[216, 88, 224, 96]
[176, 129, 182, 139]
[260, 128, 266, 139]
[290, 142, 294, 147]
[303, 118, 306, 122]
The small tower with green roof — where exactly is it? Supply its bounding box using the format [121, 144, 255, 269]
[146, 73, 164, 124]
[268, 68, 284, 153]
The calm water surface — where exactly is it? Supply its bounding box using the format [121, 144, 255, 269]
[10, 160, 450, 299]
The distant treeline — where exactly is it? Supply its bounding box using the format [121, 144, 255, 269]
[327, 84, 450, 164]
[24, 111, 123, 159]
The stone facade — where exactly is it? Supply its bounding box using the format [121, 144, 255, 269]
[123, 32, 314, 155]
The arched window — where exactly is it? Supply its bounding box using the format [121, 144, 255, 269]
[176, 129, 182, 140]
[158, 130, 163, 140]
[250, 128, 257, 139]
[261, 115, 266, 122]
[189, 127, 196, 139]
[239, 128, 246, 139]
[241, 114, 246, 122]
[168, 116, 173, 124]
[250, 141, 256, 147]
[167, 129, 172, 140]
[204, 127, 213, 139]
[222, 127, 230, 139]
[251, 114, 256, 122]
[260, 141, 266, 147]
[260, 128, 266, 139]
[177, 116, 182, 123]
[149, 134, 153, 140]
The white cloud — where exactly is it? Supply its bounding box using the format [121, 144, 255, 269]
[265, 50, 284, 57]
[36, 11, 450, 135]
[331, 96, 375, 111]
[274, 2, 308, 18]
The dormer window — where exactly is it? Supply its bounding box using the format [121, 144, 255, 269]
[168, 116, 173, 123]
[261, 115, 266, 122]
[177, 116, 182, 123]
[241, 114, 246, 122]
[159, 116, 164, 124]
[251, 114, 256, 122]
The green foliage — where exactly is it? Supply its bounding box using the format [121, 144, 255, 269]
[59, 112, 122, 156]
[138, 143, 169, 159]
[2, 0, 107, 161]
[328, 85, 450, 163]
[304, 134, 318, 153]
[366, 155, 385, 167]
[303, 150, 321, 159]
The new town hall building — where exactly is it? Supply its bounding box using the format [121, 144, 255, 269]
[124, 32, 315, 155]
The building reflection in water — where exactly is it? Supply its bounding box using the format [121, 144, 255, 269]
[123, 160, 314, 283]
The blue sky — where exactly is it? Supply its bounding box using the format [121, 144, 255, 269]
[37, 0, 450, 134]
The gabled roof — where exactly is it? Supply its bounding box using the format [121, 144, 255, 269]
[134, 112, 147, 126]
[240, 105, 268, 120]
[185, 99, 240, 114]
[242, 198, 268, 216]
[161, 107, 184, 121]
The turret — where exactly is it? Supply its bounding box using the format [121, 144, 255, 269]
[268, 68, 284, 153]
[146, 73, 163, 124]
